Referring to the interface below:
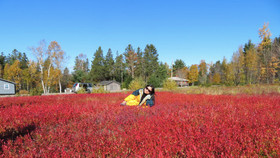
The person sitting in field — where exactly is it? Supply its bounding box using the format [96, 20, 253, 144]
[121, 85, 155, 107]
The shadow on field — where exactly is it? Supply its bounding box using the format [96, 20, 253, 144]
[0, 123, 36, 152]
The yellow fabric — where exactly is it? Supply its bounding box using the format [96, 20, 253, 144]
[124, 94, 143, 106]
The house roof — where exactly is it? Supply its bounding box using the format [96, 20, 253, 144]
[99, 80, 121, 86]
[0, 78, 16, 84]
[168, 77, 189, 81]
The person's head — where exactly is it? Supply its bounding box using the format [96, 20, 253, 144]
[144, 85, 155, 95]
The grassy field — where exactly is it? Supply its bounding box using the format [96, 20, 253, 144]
[160, 84, 280, 95]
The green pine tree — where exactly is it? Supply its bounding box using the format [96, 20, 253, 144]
[135, 47, 144, 79]
[148, 62, 168, 87]
[173, 59, 185, 74]
[143, 44, 159, 82]
[90, 46, 105, 82]
[104, 48, 115, 80]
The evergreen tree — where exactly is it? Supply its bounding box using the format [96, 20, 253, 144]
[114, 52, 125, 84]
[173, 59, 185, 74]
[20, 53, 29, 69]
[0, 52, 5, 66]
[0, 52, 6, 78]
[73, 70, 87, 82]
[84, 58, 89, 72]
[72, 54, 89, 83]
[272, 36, 280, 82]
[90, 46, 105, 82]
[143, 44, 159, 82]
[244, 40, 255, 55]
[135, 47, 144, 78]
[104, 48, 114, 80]
[62, 67, 72, 90]
[6, 49, 29, 69]
[123, 73, 132, 89]
[6, 49, 18, 65]
[148, 62, 168, 87]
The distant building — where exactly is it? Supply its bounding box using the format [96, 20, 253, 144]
[98, 81, 121, 92]
[168, 77, 189, 87]
[0, 78, 16, 95]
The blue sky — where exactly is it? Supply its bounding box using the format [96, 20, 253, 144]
[0, 0, 280, 71]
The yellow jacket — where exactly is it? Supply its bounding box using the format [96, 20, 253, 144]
[124, 88, 155, 107]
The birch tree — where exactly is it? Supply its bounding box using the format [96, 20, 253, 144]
[30, 40, 47, 94]
[49, 41, 65, 93]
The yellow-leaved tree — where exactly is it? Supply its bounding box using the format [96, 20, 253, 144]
[212, 73, 221, 85]
[0, 65, 3, 78]
[258, 22, 271, 51]
[31, 40, 65, 94]
[245, 44, 259, 84]
[3, 63, 10, 80]
[4, 60, 22, 90]
[258, 22, 276, 84]
[268, 56, 280, 83]
[48, 41, 65, 93]
[188, 64, 198, 86]
[28, 61, 39, 90]
[221, 57, 234, 86]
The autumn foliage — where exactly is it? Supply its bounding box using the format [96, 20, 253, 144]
[0, 92, 280, 157]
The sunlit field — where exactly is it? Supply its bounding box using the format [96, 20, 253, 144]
[166, 84, 280, 95]
[1, 91, 280, 157]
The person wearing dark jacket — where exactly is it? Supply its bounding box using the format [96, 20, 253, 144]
[120, 85, 155, 107]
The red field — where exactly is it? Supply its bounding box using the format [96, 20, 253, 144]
[0, 92, 280, 157]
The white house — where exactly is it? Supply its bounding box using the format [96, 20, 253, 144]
[168, 77, 189, 87]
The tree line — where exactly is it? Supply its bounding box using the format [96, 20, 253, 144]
[72, 43, 169, 88]
[0, 23, 279, 94]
